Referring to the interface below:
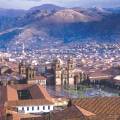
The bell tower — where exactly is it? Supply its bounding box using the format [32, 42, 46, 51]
[26, 65, 36, 81]
[62, 67, 69, 87]
[67, 58, 75, 85]
[53, 59, 62, 86]
[19, 61, 26, 76]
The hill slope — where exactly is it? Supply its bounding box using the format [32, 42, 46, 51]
[0, 4, 120, 50]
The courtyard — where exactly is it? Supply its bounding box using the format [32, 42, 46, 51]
[47, 84, 119, 98]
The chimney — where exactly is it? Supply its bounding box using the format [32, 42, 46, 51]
[67, 99, 72, 107]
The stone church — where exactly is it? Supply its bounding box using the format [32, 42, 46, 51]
[19, 61, 36, 84]
[52, 58, 87, 86]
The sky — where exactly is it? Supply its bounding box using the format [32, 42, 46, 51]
[0, 0, 120, 10]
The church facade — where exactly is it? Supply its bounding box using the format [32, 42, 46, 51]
[19, 61, 46, 86]
[52, 58, 88, 86]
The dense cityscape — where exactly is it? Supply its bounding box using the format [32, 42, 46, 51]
[0, 0, 120, 120]
[0, 42, 120, 119]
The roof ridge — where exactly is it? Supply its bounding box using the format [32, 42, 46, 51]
[75, 105, 96, 117]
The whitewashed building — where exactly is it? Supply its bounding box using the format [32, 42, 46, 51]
[17, 105, 54, 114]
[2, 84, 54, 115]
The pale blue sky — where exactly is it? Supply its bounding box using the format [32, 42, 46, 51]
[0, 0, 120, 10]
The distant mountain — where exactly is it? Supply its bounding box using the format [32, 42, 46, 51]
[106, 7, 120, 14]
[42, 9, 100, 23]
[0, 8, 26, 32]
[22, 4, 64, 24]
[0, 28, 22, 49]
[0, 8, 26, 17]
[0, 4, 120, 50]
[29, 4, 64, 13]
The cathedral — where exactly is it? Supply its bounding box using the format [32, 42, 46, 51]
[51, 58, 89, 87]
[19, 61, 36, 84]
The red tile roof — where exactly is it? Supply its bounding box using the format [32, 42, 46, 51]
[7, 99, 53, 106]
[51, 105, 88, 120]
[1, 84, 53, 107]
[73, 97, 120, 115]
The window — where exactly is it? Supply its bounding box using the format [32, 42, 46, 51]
[57, 75, 60, 78]
[57, 65, 60, 68]
[43, 106, 45, 110]
[37, 106, 39, 110]
[48, 106, 50, 110]
[29, 74, 31, 78]
[32, 107, 34, 111]
[22, 107, 24, 111]
[27, 107, 29, 111]
[32, 73, 34, 78]
[22, 70, 24, 74]
[16, 108, 18, 112]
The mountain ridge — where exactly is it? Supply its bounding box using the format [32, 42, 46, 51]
[0, 4, 120, 50]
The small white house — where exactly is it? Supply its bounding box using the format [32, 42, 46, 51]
[17, 105, 54, 114]
[10, 99, 54, 114]
[28, 75, 47, 86]
[35, 76, 46, 86]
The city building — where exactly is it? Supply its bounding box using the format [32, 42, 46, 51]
[15, 97, 120, 120]
[72, 97, 120, 120]
[46, 58, 88, 87]
[0, 84, 54, 120]
[19, 62, 46, 86]
[0, 83, 69, 120]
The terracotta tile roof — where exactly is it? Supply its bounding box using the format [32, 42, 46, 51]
[10, 84, 33, 90]
[89, 71, 112, 80]
[7, 62, 18, 70]
[73, 97, 120, 115]
[29, 85, 53, 102]
[6, 85, 18, 101]
[34, 75, 46, 80]
[50, 105, 88, 120]
[89, 114, 120, 120]
[75, 105, 95, 117]
[0, 86, 7, 104]
[20, 117, 44, 120]
[0, 85, 18, 102]
[28, 75, 46, 82]
[2, 84, 53, 106]
[7, 99, 53, 106]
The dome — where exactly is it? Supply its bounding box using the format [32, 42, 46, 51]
[54, 58, 63, 65]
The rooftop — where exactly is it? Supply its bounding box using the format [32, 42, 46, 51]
[1, 84, 53, 107]
[73, 97, 120, 115]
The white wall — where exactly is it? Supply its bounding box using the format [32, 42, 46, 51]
[35, 79, 46, 86]
[69, 78, 74, 85]
[17, 105, 54, 114]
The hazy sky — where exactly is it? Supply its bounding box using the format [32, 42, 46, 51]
[0, 0, 120, 10]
